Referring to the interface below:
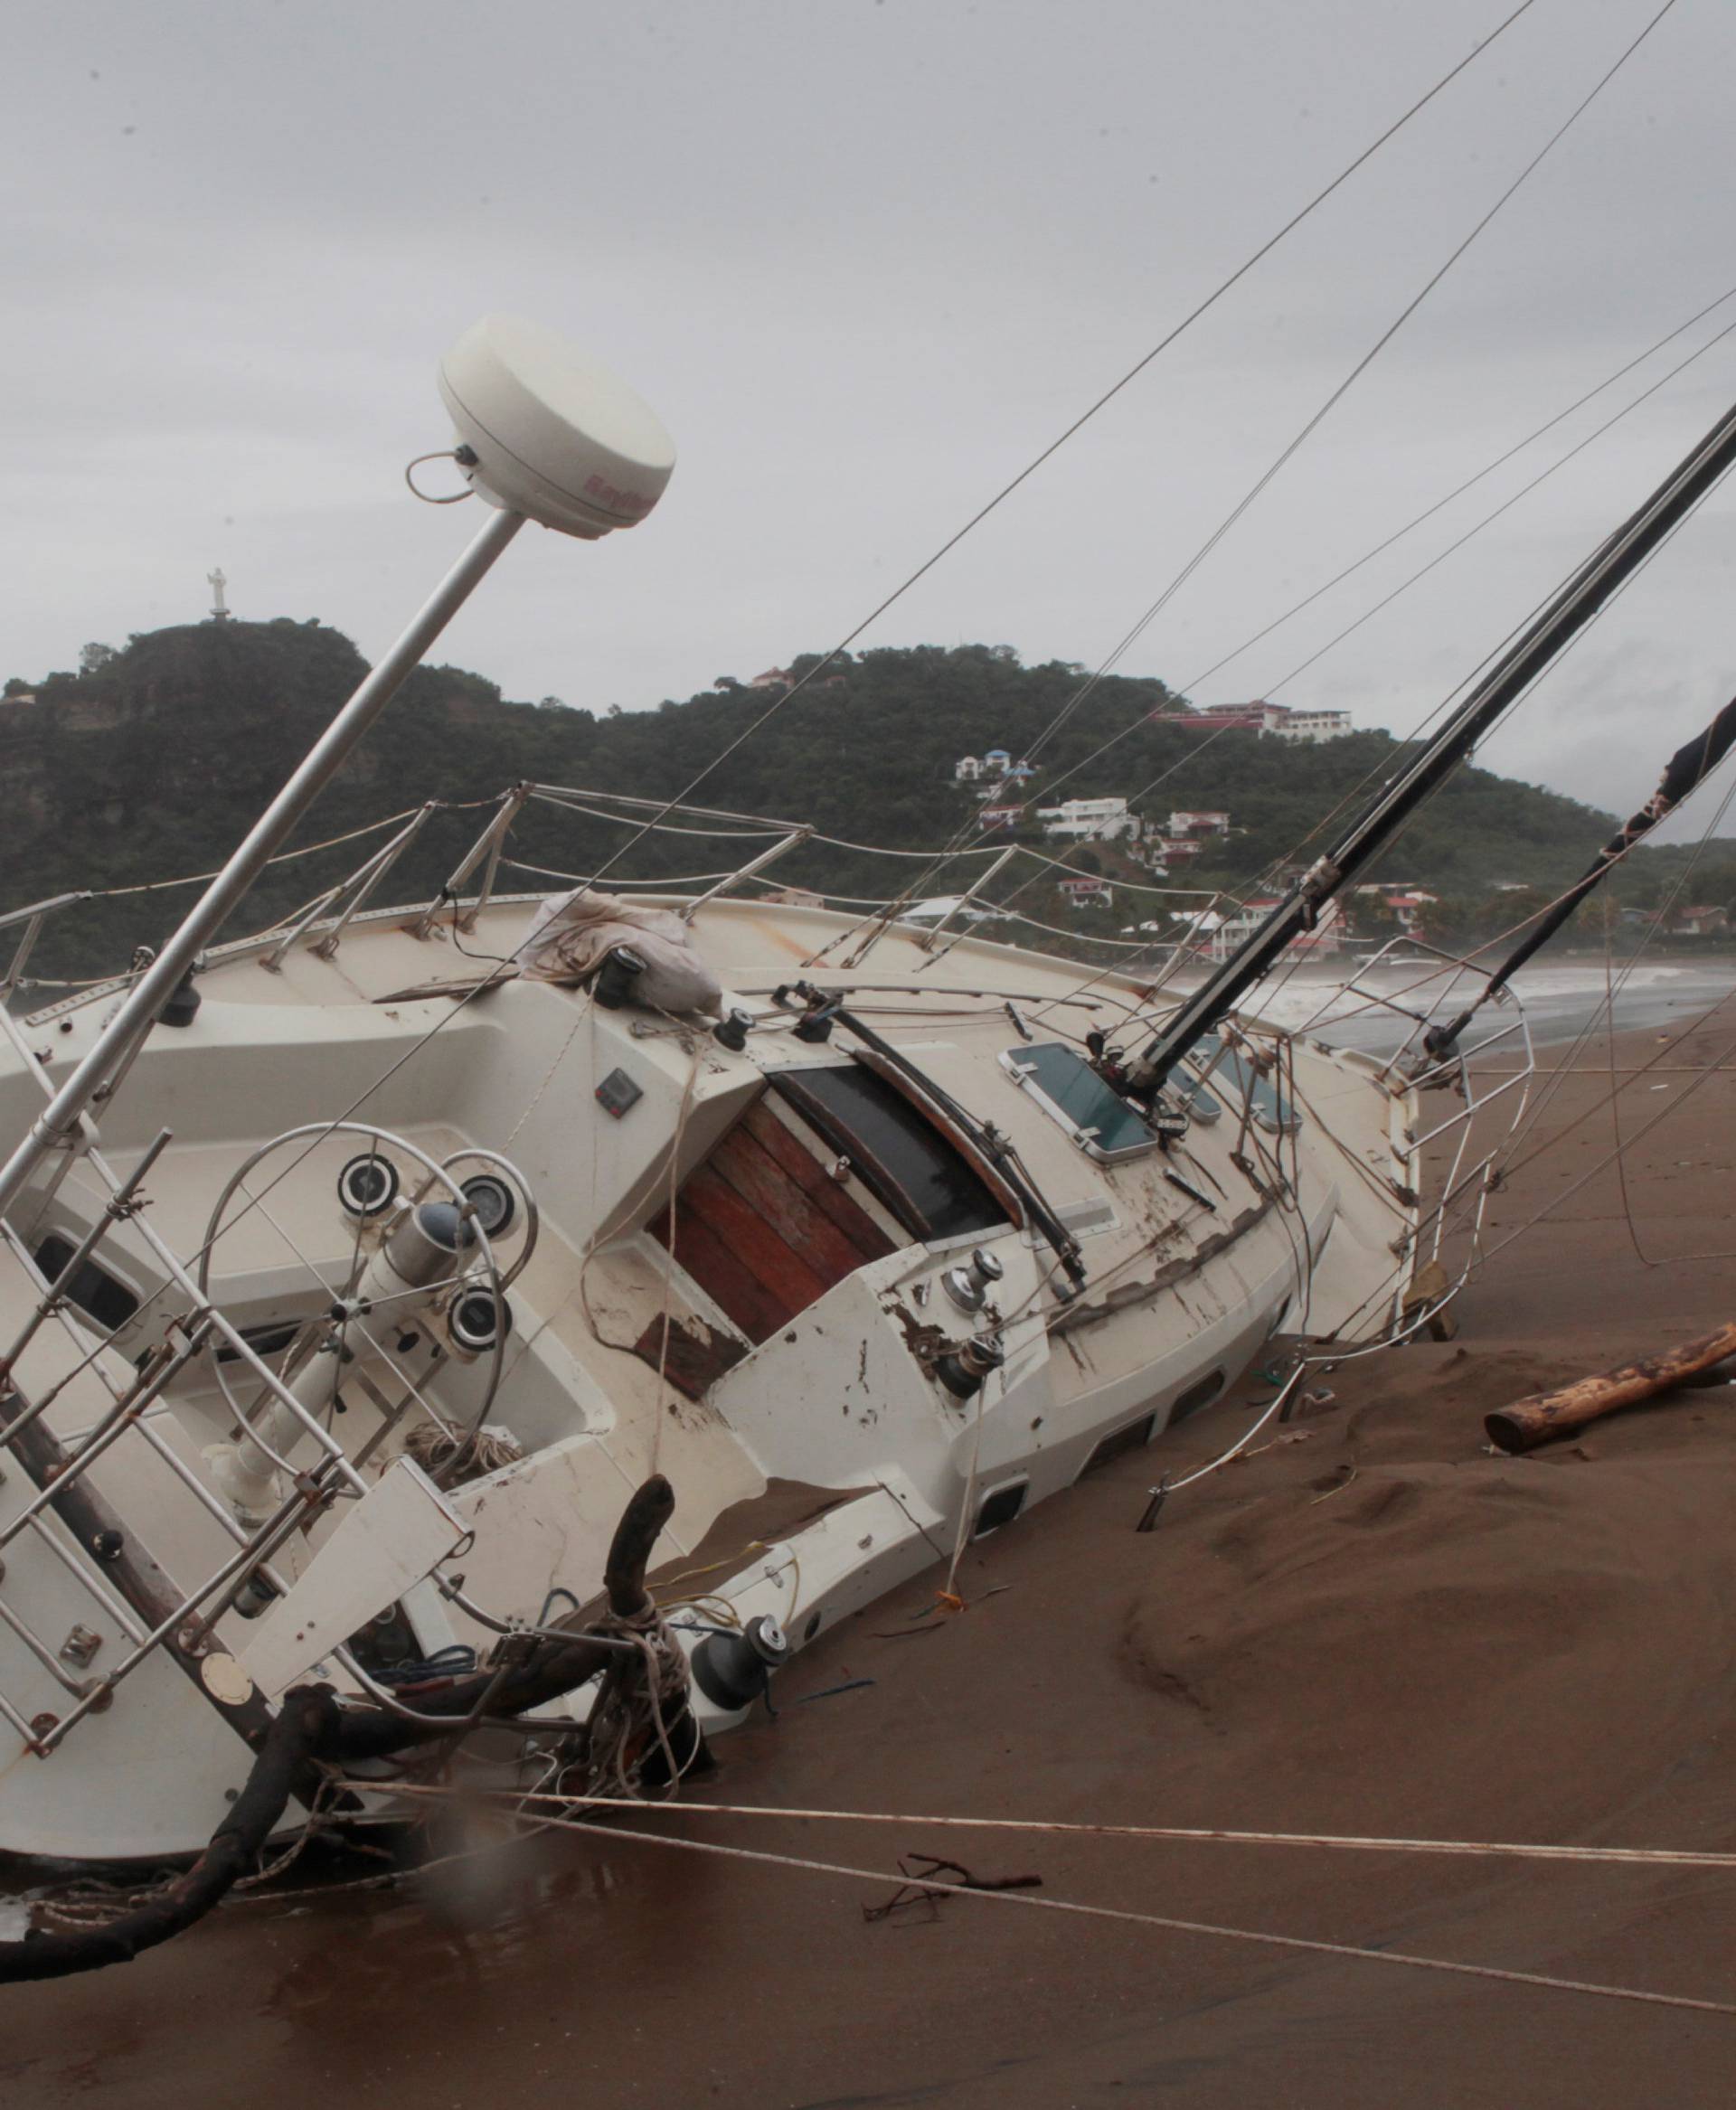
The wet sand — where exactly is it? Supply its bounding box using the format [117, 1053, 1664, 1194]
[8, 1015, 1736, 2106]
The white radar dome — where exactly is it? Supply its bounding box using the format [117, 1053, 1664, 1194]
[437, 315, 675, 540]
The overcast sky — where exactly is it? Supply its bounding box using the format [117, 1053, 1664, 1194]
[9, 0, 1736, 834]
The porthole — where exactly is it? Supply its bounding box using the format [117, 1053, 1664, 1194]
[1080, 1411, 1156, 1477]
[1170, 1368, 1226, 1424]
[974, 1478, 1028, 1538]
[33, 1235, 140, 1333]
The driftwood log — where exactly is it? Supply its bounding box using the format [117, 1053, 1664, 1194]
[0, 1474, 675, 1983]
[1485, 1326, 1736, 1454]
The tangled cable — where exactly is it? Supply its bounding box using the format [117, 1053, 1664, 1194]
[571, 1597, 693, 1801]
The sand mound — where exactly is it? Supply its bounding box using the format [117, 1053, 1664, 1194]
[1121, 1347, 1736, 1844]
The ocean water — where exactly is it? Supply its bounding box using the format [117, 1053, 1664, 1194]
[1227, 955, 1736, 1059]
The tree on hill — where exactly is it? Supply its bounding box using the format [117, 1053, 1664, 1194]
[0, 624, 1657, 988]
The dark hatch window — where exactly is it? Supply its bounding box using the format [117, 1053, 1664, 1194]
[33, 1234, 141, 1333]
[770, 1063, 1009, 1243]
[214, 1317, 307, 1364]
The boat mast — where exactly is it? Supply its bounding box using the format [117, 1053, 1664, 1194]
[1136, 394, 1736, 1095]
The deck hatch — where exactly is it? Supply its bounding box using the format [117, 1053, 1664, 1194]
[1197, 1047, 1300, 1135]
[999, 1043, 1160, 1164]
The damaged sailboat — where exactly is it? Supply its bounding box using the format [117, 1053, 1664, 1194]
[0, 313, 1722, 1929]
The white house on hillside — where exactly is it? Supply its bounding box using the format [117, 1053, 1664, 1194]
[1036, 796, 1138, 843]
[1153, 701, 1354, 742]
[1265, 706, 1352, 744]
[1058, 875, 1113, 906]
[957, 750, 1035, 786]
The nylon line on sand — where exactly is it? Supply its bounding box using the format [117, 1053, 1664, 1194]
[499, 1805, 1736, 2019]
[382, 1784, 1736, 1873]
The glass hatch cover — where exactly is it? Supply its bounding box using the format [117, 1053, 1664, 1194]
[1201, 1045, 1301, 1135]
[1000, 1042, 1160, 1164]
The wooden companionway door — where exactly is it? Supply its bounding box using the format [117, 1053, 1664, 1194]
[649, 1096, 896, 1347]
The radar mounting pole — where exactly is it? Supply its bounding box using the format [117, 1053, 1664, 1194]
[0, 505, 525, 1221]
[0, 313, 678, 1222]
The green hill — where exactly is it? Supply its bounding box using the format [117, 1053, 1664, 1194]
[0, 621, 1707, 987]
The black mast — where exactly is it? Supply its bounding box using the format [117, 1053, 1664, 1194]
[1137, 396, 1736, 1096]
[1420, 690, 1736, 1059]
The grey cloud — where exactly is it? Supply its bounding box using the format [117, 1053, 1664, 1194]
[6, 0, 1736, 840]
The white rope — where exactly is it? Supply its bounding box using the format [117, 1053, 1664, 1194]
[1159, 1364, 1308, 1494]
[365, 1789, 1736, 2020]
[500, 858, 741, 890]
[941, 1380, 989, 1604]
[401, 1785, 1736, 1873]
[88, 805, 446, 896]
[580, 1601, 692, 1799]
[505, 987, 595, 1145]
[649, 1042, 705, 1476]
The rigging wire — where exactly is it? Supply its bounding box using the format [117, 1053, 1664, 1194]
[1169, 294, 1736, 702]
[1109, 445, 1736, 1050]
[1490, 779, 1736, 1184]
[853, 0, 1681, 945]
[1058, 291, 1736, 890]
[1466, 987, 1736, 1277]
[563, 0, 1542, 900]
[1278, 759, 1736, 1341]
[1070, 692, 1736, 1347]
[1000, 302, 1736, 1021]
[1019, 0, 1681, 771]
[1261, 324, 1736, 702]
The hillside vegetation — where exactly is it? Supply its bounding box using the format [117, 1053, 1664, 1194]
[0, 621, 1711, 985]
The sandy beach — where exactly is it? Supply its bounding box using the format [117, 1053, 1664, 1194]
[6, 1005, 1736, 2108]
